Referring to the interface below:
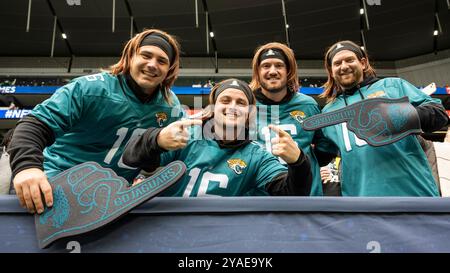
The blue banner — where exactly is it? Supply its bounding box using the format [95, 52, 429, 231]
[1, 85, 448, 95]
[0, 86, 58, 94]
[0, 109, 32, 119]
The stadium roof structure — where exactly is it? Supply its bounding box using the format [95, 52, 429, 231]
[0, 0, 449, 61]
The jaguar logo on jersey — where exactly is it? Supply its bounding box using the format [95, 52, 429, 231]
[290, 110, 306, 123]
[155, 112, 168, 127]
[227, 159, 247, 175]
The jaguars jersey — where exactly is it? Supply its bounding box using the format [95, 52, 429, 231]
[254, 92, 335, 196]
[159, 129, 287, 197]
[32, 72, 183, 182]
[321, 77, 440, 196]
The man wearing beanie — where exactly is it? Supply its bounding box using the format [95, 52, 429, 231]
[9, 29, 184, 214]
[250, 42, 337, 196]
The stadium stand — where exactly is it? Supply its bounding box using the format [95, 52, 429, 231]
[0, 0, 450, 254]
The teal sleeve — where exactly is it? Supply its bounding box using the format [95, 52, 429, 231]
[31, 81, 84, 138]
[160, 150, 179, 166]
[313, 105, 339, 154]
[170, 104, 187, 120]
[311, 103, 321, 115]
[398, 79, 442, 107]
[157, 94, 189, 166]
[308, 104, 338, 153]
[168, 91, 187, 120]
[254, 150, 287, 192]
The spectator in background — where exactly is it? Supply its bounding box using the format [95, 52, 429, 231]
[0, 79, 16, 87]
[417, 135, 441, 195]
[415, 82, 449, 196]
[437, 127, 449, 198]
[320, 157, 341, 196]
[203, 79, 214, 88]
[423, 127, 450, 197]
[0, 95, 22, 110]
[0, 128, 15, 194]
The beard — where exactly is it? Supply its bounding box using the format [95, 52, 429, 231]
[338, 78, 358, 90]
[335, 69, 363, 90]
[260, 80, 286, 93]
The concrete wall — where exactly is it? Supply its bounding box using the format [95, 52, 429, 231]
[395, 49, 450, 87]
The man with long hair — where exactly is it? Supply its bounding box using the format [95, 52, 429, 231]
[319, 40, 449, 196]
[122, 79, 312, 196]
[250, 42, 336, 196]
[9, 29, 184, 214]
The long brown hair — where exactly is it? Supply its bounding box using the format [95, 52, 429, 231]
[249, 42, 299, 93]
[109, 29, 181, 104]
[321, 40, 376, 103]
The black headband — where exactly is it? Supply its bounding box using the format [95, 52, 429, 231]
[140, 33, 175, 65]
[259, 48, 287, 64]
[327, 42, 365, 65]
[213, 79, 254, 105]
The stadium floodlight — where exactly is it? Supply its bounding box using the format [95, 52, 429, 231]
[281, 0, 290, 46]
[209, 32, 214, 38]
[112, 0, 116, 33]
[435, 13, 443, 34]
[361, 1, 370, 30]
[62, 33, 67, 39]
[433, 30, 439, 36]
[195, 0, 199, 28]
[26, 0, 32, 32]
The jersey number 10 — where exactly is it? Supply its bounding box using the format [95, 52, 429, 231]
[103, 127, 147, 169]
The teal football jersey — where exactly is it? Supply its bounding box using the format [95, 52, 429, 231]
[254, 92, 336, 196]
[159, 128, 288, 197]
[32, 72, 183, 182]
[320, 77, 440, 196]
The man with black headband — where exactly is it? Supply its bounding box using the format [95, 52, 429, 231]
[122, 79, 313, 196]
[8, 29, 184, 213]
[250, 42, 337, 196]
[316, 40, 449, 196]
